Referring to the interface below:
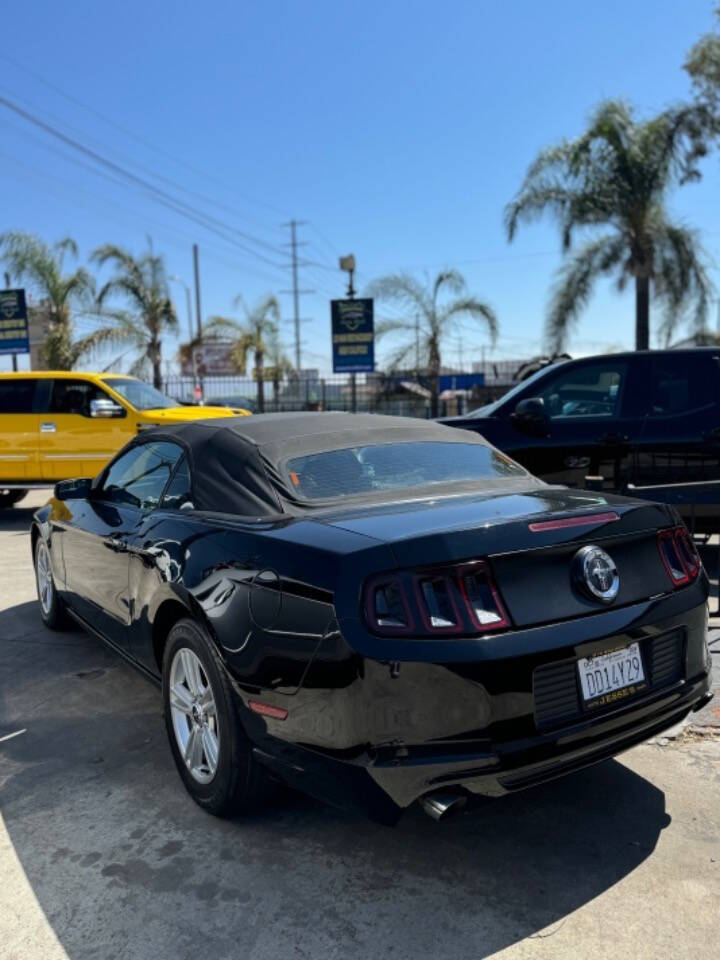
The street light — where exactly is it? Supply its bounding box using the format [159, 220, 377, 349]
[338, 254, 356, 299]
[169, 275, 199, 397]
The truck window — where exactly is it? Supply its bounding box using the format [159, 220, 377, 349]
[647, 354, 717, 417]
[47, 379, 112, 417]
[535, 361, 628, 419]
[0, 379, 36, 413]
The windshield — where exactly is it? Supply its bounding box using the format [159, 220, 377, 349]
[104, 377, 177, 411]
[465, 362, 568, 418]
[285, 441, 526, 501]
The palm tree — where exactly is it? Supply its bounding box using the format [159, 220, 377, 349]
[0, 231, 105, 368]
[264, 330, 294, 410]
[203, 295, 281, 412]
[685, 10, 720, 112]
[505, 100, 711, 351]
[367, 270, 498, 418]
[91, 244, 178, 388]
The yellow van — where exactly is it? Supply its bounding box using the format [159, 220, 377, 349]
[0, 371, 250, 508]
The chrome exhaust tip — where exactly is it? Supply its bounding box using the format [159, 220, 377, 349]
[420, 792, 467, 821]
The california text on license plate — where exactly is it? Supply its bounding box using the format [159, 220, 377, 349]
[577, 642, 647, 709]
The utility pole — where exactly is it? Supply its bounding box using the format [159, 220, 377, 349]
[290, 220, 301, 371]
[169, 275, 198, 393]
[192, 243, 202, 339]
[281, 220, 313, 376]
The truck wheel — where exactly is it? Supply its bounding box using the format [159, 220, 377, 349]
[162, 618, 270, 817]
[0, 489, 28, 509]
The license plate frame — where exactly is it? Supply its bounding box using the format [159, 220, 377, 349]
[577, 641, 647, 710]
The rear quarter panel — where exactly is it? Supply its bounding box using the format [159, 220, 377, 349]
[126, 511, 393, 692]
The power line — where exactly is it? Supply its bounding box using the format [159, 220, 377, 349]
[1, 80, 289, 258]
[0, 148, 287, 288]
[0, 52, 290, 223]
[0, 95, 290, 272]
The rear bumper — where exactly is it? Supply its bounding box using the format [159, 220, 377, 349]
[244, 588, 712, 823]
[251, 669, 711, 824]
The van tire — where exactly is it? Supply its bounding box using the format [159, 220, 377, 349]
[0, 489, 28, 509]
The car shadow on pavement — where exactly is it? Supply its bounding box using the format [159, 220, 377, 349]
[0, 502, 45, 535]
[1, 599, 672, 960]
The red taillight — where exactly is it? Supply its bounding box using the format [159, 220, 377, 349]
[457, 562, 510, 632]
[364, 561, 509, 637]
[365, 576, 414, 635]
[657, 526, 701, 587]
[675, 527, 700, 580]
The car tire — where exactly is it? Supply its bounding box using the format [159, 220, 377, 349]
[162, 617, 270, 817]
[0, 489, 28, 509]
[34, 536, 68, 630]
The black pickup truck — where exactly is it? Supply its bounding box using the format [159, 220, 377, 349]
[443, 348, 720, 530]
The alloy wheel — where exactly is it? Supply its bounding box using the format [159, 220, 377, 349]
[169, 647, 220, 784]
[36, 541, 53, 616]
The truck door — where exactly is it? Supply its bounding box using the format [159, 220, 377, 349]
[0, 378, 40, 483]
[506, 356, 643, 491]
[632, 351, 720, 486]
[38, 377, 130, 481]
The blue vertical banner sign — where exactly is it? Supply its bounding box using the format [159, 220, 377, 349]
[331, 298, 374, 373]
[0, 289, 29, 355]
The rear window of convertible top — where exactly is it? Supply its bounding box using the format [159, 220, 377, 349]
[285, 441, 526, 501]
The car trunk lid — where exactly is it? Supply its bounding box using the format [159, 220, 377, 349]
[323, 486, 677, 628]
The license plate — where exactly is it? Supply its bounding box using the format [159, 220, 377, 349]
[577, 642, 646, 708]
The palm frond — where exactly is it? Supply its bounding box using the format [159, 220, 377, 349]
[653, 221, 712, 340]
[366, 273, 431, 316]
[443, 297, 499, 345]
[203, 315, 245, 338]
[546, 236, 626, 352]
[432, 270, 465, 304]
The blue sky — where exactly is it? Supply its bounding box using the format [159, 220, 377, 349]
[1, 0, 719, 376]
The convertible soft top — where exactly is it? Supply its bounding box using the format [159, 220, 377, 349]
[136, 412, 538, 516]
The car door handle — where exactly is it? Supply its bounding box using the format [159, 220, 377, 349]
[40, 422, 57, 433]
[104, 535, 128, 553]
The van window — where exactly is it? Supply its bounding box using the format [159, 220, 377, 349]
[647, 354, 717, 417]
[535, 361, 628, 419]
[48, 379, 112, 417]
[0, 379, 36, 413]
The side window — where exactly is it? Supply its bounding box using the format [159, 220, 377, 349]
[100, 442, 183, 511]
[48, 379, 110, 417]
[161, 456, 194, 510]
[647, 355, 717, 417]
[536, 361, 627, 420]
[0, 379, 36, 413]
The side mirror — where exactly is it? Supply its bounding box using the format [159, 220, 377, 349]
[90, 398, 125, 419]
[511, 397, 549, 436]
[54, 477, 93, 501]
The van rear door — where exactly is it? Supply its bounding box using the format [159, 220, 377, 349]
[0, 378, 40, 482]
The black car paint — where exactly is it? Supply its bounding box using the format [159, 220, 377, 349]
[34, 478, 712, 823]
[444, 349, 720, 507]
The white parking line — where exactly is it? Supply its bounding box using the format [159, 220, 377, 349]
[0, 729, 26, 744]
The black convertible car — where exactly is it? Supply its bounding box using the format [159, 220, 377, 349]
[32, 413, 713, 823]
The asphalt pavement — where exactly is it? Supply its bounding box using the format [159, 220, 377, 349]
[1, 492, 719, 960]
